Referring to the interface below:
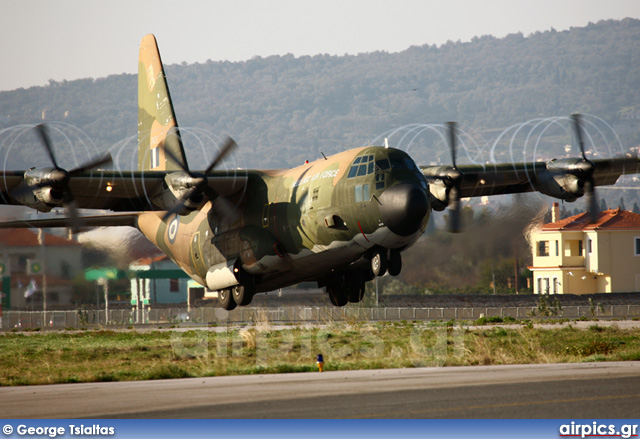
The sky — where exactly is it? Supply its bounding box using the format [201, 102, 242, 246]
[2, 0, 640, 91]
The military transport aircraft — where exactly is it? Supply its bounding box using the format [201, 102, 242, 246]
[1, 34, 639, 309]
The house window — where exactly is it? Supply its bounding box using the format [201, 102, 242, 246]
[635, 237, 640, 256]
[537, 241, 549, 257]
[578, 240, 583, 256]
[543, 277, 550, 294]
[170, 278, 180, 292]
[536, 277, 542, 294]
[555, 240, 559, 257]
[588, 238, 593, 254]
[552, 277, 559, 294]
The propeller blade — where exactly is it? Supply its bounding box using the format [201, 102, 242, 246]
[571, 114, 587, 161]
[448, 186, 461, 233]
[23, 124, 113, 233]
[162, 195, 192, 221]
[69, 153, 113, 175]
[447, 121, 457, 169]
[571, 115, 601, 222]
[35, 124, 60, 169]
[162, 137, 239, 222]
[445, 122, 463, 232]
[164, 148, 191, 174]
[204, 137, 237, 175]
[584, 178, 599, 223]
[64, 198, 82, 235]
[211, 194, 240, 223]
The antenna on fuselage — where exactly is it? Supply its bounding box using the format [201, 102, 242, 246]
[321, 152, 327, 160]
[384, 138, 389, 149]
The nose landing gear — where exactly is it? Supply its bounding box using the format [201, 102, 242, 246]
[370, 247, 402, 277]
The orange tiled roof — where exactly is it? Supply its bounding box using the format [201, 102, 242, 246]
[0, 229, 78, 247]
[542, 208, 640, 231]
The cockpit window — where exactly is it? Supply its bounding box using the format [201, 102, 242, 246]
[347, 154, 375, 178]
[376, 159, 390, 170]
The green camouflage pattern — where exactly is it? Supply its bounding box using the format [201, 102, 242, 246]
[138, 34, 188, 172]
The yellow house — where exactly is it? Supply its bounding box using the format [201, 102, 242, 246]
[529, 203, 640, 294]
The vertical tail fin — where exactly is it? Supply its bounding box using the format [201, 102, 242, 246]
[138, 34, 188, 171]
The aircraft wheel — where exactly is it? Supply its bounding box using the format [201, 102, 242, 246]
[327, 284, 348, 307]
[232, 283, 254, 306]
[218, 289, 237, 311]
[370, 248, 387, 277]
[347, 272, 366, 303]
[388, 250, 402, 276]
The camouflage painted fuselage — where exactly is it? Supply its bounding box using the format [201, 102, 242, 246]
[134, 33, 430, 294]
[137, 146, 430, 292]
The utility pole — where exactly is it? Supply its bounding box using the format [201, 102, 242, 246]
[97, 277, 109, 325]
[514, 240, 519, 295]
[37, 229, 47, 326]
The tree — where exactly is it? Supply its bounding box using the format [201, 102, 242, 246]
[600, 199, 608, 212]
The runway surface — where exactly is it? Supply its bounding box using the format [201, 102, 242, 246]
[1, 362, 639, 418]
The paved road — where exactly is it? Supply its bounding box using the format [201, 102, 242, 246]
[1, 362, 639, 418]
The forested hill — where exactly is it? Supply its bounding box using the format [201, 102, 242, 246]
[2, 18, 640, 170]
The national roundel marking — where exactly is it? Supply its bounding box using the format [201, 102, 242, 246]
[167, 216, 180, 244]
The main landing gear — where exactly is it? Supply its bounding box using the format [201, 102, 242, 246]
[326, 270, 367, 306]
[218, 270, 255, 311]
[325, 248, 403, 307]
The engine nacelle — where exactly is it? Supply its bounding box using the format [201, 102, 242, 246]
[158, 171, 207, 214]
[423, 166, 462, 212]
[428, 179, 449, 211]
[534, 172, 584, 202]
[13, 168, 66, 211]
[14, 186, 63, 212]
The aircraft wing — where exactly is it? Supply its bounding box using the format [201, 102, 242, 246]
[0, 213, 139, 229]
[421, 155, 640, 200]
[0, 170, 248, 212]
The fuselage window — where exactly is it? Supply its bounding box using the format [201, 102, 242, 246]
[355, 185, 363, 202]
[354, 184, 370, 202]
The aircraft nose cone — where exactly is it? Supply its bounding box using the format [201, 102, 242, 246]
[378, 183, 429, 236]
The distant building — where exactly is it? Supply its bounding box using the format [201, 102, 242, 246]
[129, 255, 192, 304]
[529, 203, 640, 294]
[0, 229, 82, 309]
